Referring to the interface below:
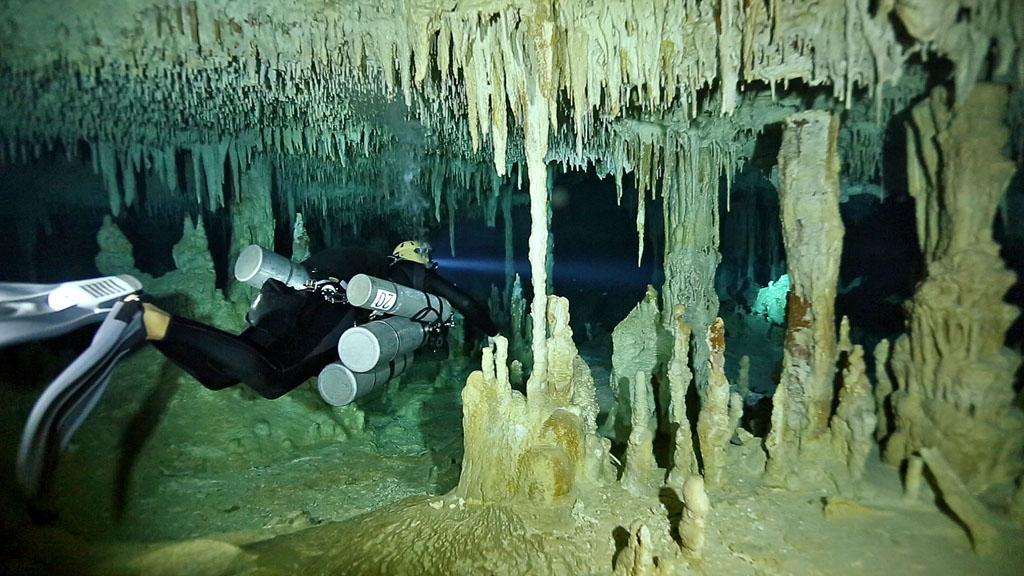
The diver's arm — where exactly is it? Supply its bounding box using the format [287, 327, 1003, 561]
[421, 272, 498, 336]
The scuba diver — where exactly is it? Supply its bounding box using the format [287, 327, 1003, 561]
[145, 240, 497, 399]
[1, 240, 497, 498]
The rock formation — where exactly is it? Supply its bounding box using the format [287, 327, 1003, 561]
[696, 318, 735, 490]
[885, 84, 1024, 494]
[603, 287, 663, 444]
[830, 345, 877, 486]
[679, 475, 710, 559]
[457, 299, 605, 504]
[621, 371, 657, 496]
[665, 305, 697, 487]
[764, 110, 846, 487]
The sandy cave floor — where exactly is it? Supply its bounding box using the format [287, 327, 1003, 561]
[0, 339, 1021, 575]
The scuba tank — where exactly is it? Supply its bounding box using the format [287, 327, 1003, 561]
[316, 354, 412, 407]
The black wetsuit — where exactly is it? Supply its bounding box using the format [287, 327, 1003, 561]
[153, 247, 497, 399]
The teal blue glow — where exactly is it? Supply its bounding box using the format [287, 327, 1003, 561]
[754, 274, 790, 324]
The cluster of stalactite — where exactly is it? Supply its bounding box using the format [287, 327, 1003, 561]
[1, 0, 1020, 227]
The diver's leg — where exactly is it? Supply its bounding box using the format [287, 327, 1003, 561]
[151, 339, 239, 390]
[141, 302, 170, 340]
[152, 316, 329, 399]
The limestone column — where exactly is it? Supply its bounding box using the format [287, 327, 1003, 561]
[660, 135, 723, 394]
[524, 30, 553, 395]
[885, 84, 1024, 492]
[764, 111, 845, 477]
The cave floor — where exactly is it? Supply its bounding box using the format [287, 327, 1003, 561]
[1, 341, 1021, 575]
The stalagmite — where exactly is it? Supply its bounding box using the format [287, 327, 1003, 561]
[886, 84, 1024, 493]
[457, 296, 602, 505]
[666, 305, 697, 487]
[737, 355, 751, 399]
[696, 318, 733, 490]
[830, 345, 877, 487]
[903, 454, 924, 504]
[765, 111, 845, 485]
[614, 522, 663, 576]
[508, 275, 532, 370]
[873, 338, 893, 440]
[604, 287, 662, 444]
[621, 371, 656, 496]
[679, 475, 710, 559]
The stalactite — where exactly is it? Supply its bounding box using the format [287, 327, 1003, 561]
[94, 142, 121, 217]
[3, 0, 1018, 235]
[502, 186, 514, 303]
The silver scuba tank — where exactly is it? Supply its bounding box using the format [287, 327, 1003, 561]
[316, 354, 411, 407]
[234, 245, 310, 290]
[346, 274, 452, 323]
[337, 316, 426, 373]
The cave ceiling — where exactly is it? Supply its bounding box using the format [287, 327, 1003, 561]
[0, 0, 1021, 227]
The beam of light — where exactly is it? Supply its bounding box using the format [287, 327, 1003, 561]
[433, 257, 652, 289]
[432, 257, 514, 274]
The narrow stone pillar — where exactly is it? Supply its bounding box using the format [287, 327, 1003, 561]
[765, 111, 844, 479]
[666, 305, 697, 487]
[661, 137, 723, 394]
[524, 64, 551, 395]
[621, 371, 655, 496]
[697, 318, 733, 490]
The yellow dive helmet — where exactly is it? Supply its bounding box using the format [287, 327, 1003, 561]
[392, 240, 431, 264]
